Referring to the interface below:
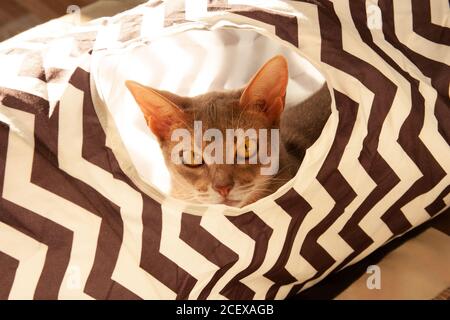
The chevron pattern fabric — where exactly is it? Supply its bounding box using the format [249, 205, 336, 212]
[0, 0, 448, 299]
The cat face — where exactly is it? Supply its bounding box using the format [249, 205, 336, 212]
[126, 55, 288, 207]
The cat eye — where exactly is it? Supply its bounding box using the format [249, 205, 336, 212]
[236, 138, 258, 160]
[181, 150, 204, 167]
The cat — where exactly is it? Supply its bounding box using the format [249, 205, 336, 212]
[126, 55, 331, 207]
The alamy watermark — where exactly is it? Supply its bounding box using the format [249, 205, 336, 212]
[366, 265, 381, 290]
[66, 264, 82, 290]
[67, 5, 81, 25]
[170, 121, 280, 175]
[367, 4, 382, 30]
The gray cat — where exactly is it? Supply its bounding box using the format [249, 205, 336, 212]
[126, 55, 331, 207]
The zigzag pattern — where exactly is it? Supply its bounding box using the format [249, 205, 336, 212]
[0, 0, 448, 299]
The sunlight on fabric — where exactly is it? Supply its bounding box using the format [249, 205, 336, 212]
[152, 39, 195, 91]
[185, 0, 208, 20]
[140, 3, 165, 38]
[0, 108, 21, 134]
[181, 31, 225, 96]
[228, 0, 309, 20]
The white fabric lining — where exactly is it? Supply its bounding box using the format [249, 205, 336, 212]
[93, 27, 325, 195]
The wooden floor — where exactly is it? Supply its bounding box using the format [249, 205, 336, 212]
[0, 0, 97, 41]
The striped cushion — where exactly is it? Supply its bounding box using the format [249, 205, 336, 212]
[0, 0, 448, 299]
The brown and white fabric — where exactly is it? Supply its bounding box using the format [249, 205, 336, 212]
[294, 212, 450, 299]
[0, 0, 449, 299]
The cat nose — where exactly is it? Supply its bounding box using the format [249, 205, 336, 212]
[213, 183, 234, 197]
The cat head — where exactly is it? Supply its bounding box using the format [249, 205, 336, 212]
[126, 55, 288, 207]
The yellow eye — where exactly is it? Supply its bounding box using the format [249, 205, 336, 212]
[236, 138, 257, 160]
[182, 149, 203, 167]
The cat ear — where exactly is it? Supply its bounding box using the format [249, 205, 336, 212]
[125, 80, 185, 141]
[240, 55, 288, 123]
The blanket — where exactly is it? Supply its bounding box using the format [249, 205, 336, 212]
[0, 0, 448, 299]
